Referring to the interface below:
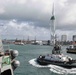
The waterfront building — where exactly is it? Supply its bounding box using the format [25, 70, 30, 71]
[73, 35, 76, 42]
[61, 35, 67, 42]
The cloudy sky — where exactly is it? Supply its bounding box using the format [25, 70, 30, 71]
[0, 0, 76, 40]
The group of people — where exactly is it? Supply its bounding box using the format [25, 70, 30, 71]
[52, 44, 61, 54]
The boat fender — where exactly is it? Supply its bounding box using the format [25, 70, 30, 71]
[10, 50, 19, 59]
[12, 60, 20, 70]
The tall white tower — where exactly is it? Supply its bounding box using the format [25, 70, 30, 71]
[50, 4, 55, 46]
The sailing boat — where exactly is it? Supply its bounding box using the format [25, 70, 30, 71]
[36, 5, 76, 69]
[0, 38, 20, 75]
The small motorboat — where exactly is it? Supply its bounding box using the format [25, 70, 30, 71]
[37, 45, 76, 69]
[66, 45, 76, 54]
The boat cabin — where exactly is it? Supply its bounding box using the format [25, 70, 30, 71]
[67, 45, 76, 50]
[52, 45, 61, 54]
[39, 54, 72, 63]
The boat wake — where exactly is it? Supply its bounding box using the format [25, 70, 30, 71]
[29, 58, 49, 68]
[29, 58, 76, 74]
[49, 65, 76, 74]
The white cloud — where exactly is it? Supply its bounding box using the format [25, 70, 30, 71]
[0, 19, 76, 40]
[0, 0, 76, 40]
[58, 0, 68, 7]
[0, 20, 50, 40]
[0, 7, 5, 14]
[60, 4, 76, 25]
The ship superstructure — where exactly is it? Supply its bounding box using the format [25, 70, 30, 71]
[0, 38, 20, 75]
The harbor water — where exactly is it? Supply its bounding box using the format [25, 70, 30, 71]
[9, 44, 76, 75]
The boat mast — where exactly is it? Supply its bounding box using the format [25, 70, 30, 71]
[0, 37, 4, 52]
[50, 3, 56, 46]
